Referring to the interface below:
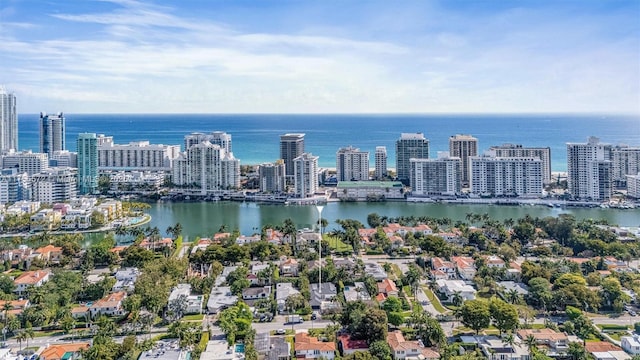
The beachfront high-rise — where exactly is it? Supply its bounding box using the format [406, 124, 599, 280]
[375, 146, 387, 180]
[0, 87, 18, 152]
[470, 153, 543, 197]
[449, 134, 478, 187]
[280, 133, 305, 179]
[40, 112, 66, 156]
[172, 141, 240, 193]
[97, 135, 180, 172]
[258, 160, 286, 193]
[567, 137, 612, 201]
[489, 144, 552, 184]
[184, 131, 232, 153]
[396, 133, 429, 186]
[336, 146, 369, 181]
[410, 152, 461, 196]
[77, 133, 98, 195]
[293, 152, 318, 198]
[611, 145, 640, 188]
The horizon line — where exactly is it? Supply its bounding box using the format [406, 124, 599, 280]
[16, 111, 640, 117]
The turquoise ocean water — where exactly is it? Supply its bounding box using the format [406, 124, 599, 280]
[16, 113, 640, 172]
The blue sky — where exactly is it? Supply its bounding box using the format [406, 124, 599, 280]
[1, 0, 638, 114]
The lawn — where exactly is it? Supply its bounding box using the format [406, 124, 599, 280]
[183, 314, 205, 321]
[421, 286, 447, 313]
[323, 235, 353, 253]
[390, 264, 403, 279]
[597, 324, 630, 331]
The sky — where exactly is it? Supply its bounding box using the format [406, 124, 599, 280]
[1, 0, 639, 114]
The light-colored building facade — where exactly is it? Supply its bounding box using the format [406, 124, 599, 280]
[470, 154, 543, 197]
[40, 112, 65, 156]
[627, 173, 640, 199]
[77, 133, 98, 195]
[410, 152, 461, 196]
[449, 134, 478, 186]
[0, 171, 30, 204]
[396, 133, 429, 185]
[490, 143, 552, 184]
[567, 137, 613, 201]
[375, 146, 387, 180]
[612, 146, 640, 188]
[336, 181, 404, 201]
[258, 160, 286, 193]
[0, 87, 18, 152]
[184, 131, 232, 153]
[31, 167, 78, 204]
[50, 150, 77, 168]
[280, 133, 305, 179]
[293, 153, 318, 197]
[336, 146, 369, 181]
[98, 136, 180, 171]
[172, 141, 240, 193]
[1, 150, 49, 175]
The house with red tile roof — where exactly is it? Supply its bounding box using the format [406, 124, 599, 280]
[452, 256, 476, 280]
[0, 299, 30, 318]
[89, 291, 127, 318]
[431, 257, 456, 279]
[295, 332, 336, 359]
[377, 278, 399, 297]
[337, 334, 369, 355]
[35, 245, 64, 264]
[13, 270, 50, 295]
[387, 330, 439, 360]
[139, 237, 173, 251]
[39, 342, 90, 360]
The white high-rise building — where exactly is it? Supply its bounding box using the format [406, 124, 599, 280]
[374, 146, 387, 180]
[567, 137, 613, 200]
[410, 152, 461, 196]
[259, 160, 286, 193]
[293, 153, 318, 198]
[40, 112, 66, 156]
[97, 136, 180, 171]
[489, 144, 552, 184]
[449, 134, 478, 187]
[31, 167, 77, 204]
[627, 173, 640, 199]
[0, 87, 18, 152]
[470, 153, 543, 197]
[50, 150, 78, 168]
[336, 146, 369, 181]
[184, 132, 232, 153]
[1, 150, 49, 175]
[0, 170, 30, 204]
[611, 145, 640, 188]
[280, 133, 305, 179]
[172, 141, 240, 193]
[396, 133, 429, 185]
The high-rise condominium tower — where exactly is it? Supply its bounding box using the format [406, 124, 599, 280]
[449, 134, 478, 187]
[0, 87, 18, 151]
[375, 146, 387, 180]
[77, 133, 98, 195]
[396, 133, 429, 185]
[567, 137, 612, 201]
[280, 133, 305, 178]
[294, 153, 318, 198]
[336, 146, 369, 181]
[40, 112, 66, 156]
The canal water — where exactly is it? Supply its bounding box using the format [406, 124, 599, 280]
[142, 201, 640, 241]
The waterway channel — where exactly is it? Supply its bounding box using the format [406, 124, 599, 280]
[142, 201, 640, 241]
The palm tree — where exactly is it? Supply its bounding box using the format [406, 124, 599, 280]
[24, 326, 34, 349]
[452, 292, 464, 307]
[2, 302, 12, 330]
[506, 289, 521, 304]
[15, 331, 26, 352]
[502, 333, 515, 348]
[524, 335, 538, 352]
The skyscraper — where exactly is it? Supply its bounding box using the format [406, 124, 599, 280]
[293, 153, 318, 198]
[470, 154, 543, 197]
[396, 133, 429, 185]
[336, 146, 369, 181]
[171, 141, 240, 193]
[184, 131, 232, 152]
[280, 133, 305, 179]
[375, 146, 387, 180]
[0, 87, 18, 152]
[259, 160, 286, 193]
[410, 152, 462, 196]
[449, 134, 478, 187]
[489, 144, 552, 184]
[567, 136, 612, 201]
[40, 112, 66, 156]
[77, 133, 98, 195]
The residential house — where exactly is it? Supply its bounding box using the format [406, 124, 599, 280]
[191, 238, 212, 254]
[310, 283, 338, 311]
[168, 283, 204, 315]
[621, 335, 640, 355]
[251, 263, 270, 276]
[242, 286, 271, 301]
[484, 255, 506, 268]
[89, 291, 127, 318]
[431, 257, 457, 280]
[585, 341, 631, 360]
[34, 244, 64, 265]
[389, 235, 404, 249]
[213, 232, 231, 243]
[358, 228, 377, 247]
[499, 281, 529, 298]
[13, 270, 50, 295]
[264, 228, 285, 245]
[30, 209, 62, 231]
[296, 230, 321, 252]
[138, 237, 173, 251]
[452, 256, 476, 280]
[378, 278, 399, 297]
[516, 329, 568, 356]
[338, 334, 369, 356]
[364, 262, 387, 281]
[39, 343, 90, 360]
[0, 299, 30, 318]
[207, 286, 237, 314]
[435, 279, 476, 302]
[506, 261, 522, 280]
[71, 306, 89, 320]
[294, 332, 336, 360]
[280, 258, 299, 277]
[276, 283, 300, 313]
[236, 234, 261, 245]
[474, 336, 529, 360]
[344, 282, 371, 302]
[112, 267, 140, 293]
[387, 331, 439, 360]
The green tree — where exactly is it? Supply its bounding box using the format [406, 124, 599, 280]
[369, 340, 392, 360]
[489, 298, 519, 335]
[460, 299, 491, 335]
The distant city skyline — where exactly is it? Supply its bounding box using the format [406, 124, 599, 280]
[1, 0, 639, 114]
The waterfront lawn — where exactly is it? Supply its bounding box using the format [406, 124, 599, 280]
[323, 235, 353, 253]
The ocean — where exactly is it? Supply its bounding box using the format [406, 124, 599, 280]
[15, 113, 640, 172]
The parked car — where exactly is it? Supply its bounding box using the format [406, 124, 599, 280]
[275, 329, 286, 335]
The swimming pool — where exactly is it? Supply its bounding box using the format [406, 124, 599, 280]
[234, 344, 245, 353]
